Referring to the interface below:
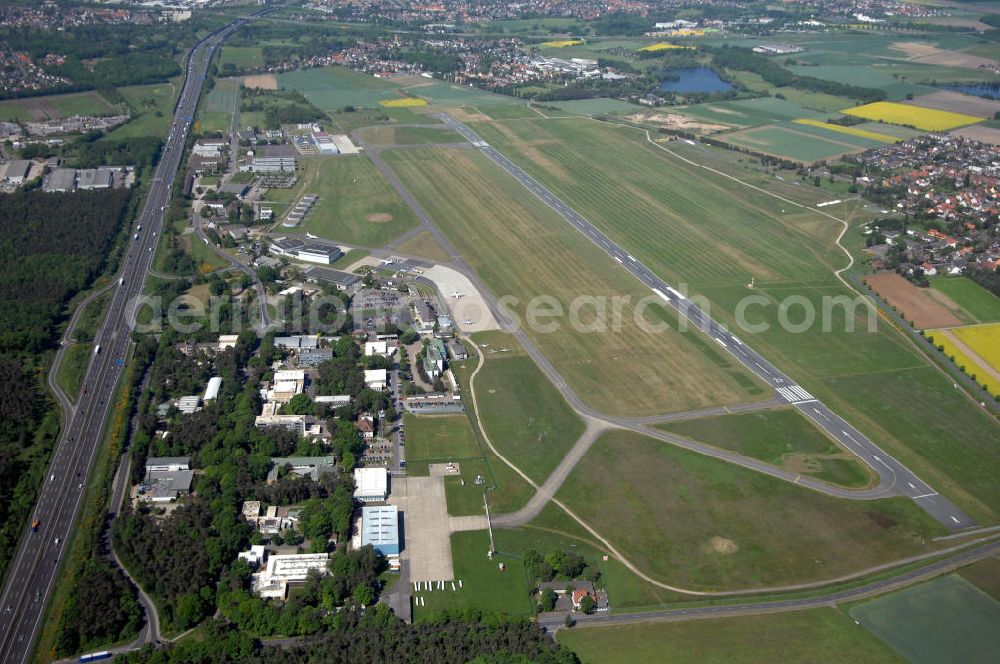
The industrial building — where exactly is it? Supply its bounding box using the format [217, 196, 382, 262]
[403, 393, 465, 414]
[43, 168, 76, 193]
[298, 347, 333, 366]
[311, 131, 340, 154]
[1, 160, 32, 184]
[353, 467, 389, 503]
[364, 369, 389, 391]
[269, 237, 342, 265]
[140, 457, 194, 502]
[77, 168, 113, 190]
[145, 457, 190, 472]
[176, 395, 202, 414]
[361, 505, 400, 559]
[240, 155, 297, 173]
[273, 335, 319, 350]
[251, 553, 329, 599]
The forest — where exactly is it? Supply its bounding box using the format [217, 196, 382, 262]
[0, 188, 132, 586]
[117, 609, 579, 664]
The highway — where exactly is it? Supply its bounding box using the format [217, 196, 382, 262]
[0, 14, 260, 662]
[436, 113, 975, 532]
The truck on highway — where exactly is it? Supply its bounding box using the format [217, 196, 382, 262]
[79, 652, 111, 662]
[94, 344, 101, 355]
[31, 518, 39, 532]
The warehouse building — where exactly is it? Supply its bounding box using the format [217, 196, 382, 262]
[43, 167, 76, 192]
[354, 467, 389, 503]
[361, 505, 400, 562]
[203, 376, 222, 401]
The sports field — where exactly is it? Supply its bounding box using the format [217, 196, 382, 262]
[0, 90, 117, 122]
[659, 408, 873, 488]
[556, 429, 946, 589]
[299, 156, 420, 246]
[842, 101, 983, 131]
[467, 116, 1000, 521]
[928, 276, 1000, 324]
[382, 146, 768, 417]
[850, 575, 1000, 664]
[559, 608, 902, 664]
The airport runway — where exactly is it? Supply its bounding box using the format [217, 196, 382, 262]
[0, 13, 266, 662]
[436, 112, 975, 532]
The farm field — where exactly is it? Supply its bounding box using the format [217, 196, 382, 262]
[958, 556, 1000, 601]
[722, 124, 876, 162]
[559, 608, 903, 664]
[905, 90, 1000, 119]
[725, 71, 855, 113]
[382, 146, 768, 417]
[280, 66, 403, 111]
[299, 156, 420, 246]
[402, 413, 480, 476]
[0, 90, 117, 122]
[787, 64, 936, 101]
[469, 349, 585, 484]
[658, 408, 873, 488]
[953, 323, 1000, 372]
[198, 78, 239, 134]
[469, 117, 1000, 520]
[791, 118, 899, 143]
[928, 276, 1000, 324]
[556, 429, 946, 590]
[675, 97, 828, 128]
[411, 530, 533, 619]
[924, 328, 998, 397]
[849, 575, 1000, 664]
[219, 46, 264, 70]
[865, 272, 963, 329]
[842, 101, 983, 131]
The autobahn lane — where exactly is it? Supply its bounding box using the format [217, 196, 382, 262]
[436, 113, 975, 532]
[0, 16, 257, 662]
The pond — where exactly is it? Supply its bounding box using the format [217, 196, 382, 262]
[659, 67, 733, 94]
[937, 83, 1000, 100]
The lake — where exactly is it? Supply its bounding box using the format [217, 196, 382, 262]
[659, 68, 733, 94]
[938, 83, 1000, 100]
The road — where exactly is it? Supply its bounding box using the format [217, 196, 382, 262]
[0, 14, 263, 662]
[435, 112, 975, 532]
[537, 538, 1000, 632]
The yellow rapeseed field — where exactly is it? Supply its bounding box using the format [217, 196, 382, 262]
[792, 118, 901, 143]
[953, 323, 1000, 373]
[639, 43, 694, 52]
[927, 327, 1000, 398]
[841, 101, 983, 131]
[540, 39, 583, 47]
[379, 98, 429, 108]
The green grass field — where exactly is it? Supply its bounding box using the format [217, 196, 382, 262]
[850, 575, 1000, 664]
[279, 66, 403, 111]
[412, 531, 533, 619]
[402, 413, 480, 475]
[383, 146, 768, 417]
[958, 556, 1000, 601]
[475, 104, 540, 120]
[109, 80, 180, 139]
[929, 276, 1000, 324]
[56, 343, 92, 401]
[198, 79, 238, 134]
[0, 90, 117, 122]
[787, 64, 935, 101]
[469, 347, 585, 484]
[394, 231, 451, 262]
[676, 97, 829, 128]
[556, 429, 946, 590]
[220, 46, 264, 70]
[549, 97, 640, 116]
[559, 608, 903, 664]
[726, 71, 856, 113]
[357, 125, 461, 147]
[298, 156, 419, 246]
[395, 77, 520, 106]
[468, 116, 1000, 521]
[722, 124, 875, 162]
[659, 408, 873, 488]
